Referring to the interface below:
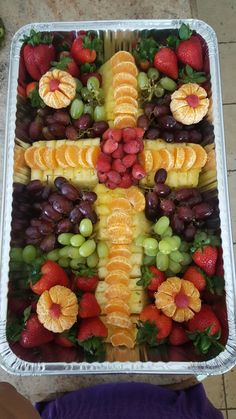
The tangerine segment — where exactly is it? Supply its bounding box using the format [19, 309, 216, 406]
[174, 147, 185, 170]
[24, 147, 41, 169]
[109, 247, 132, 259]
[191, 144, 207, 169]
[114, 114, 137, 129]
[113, 85, 138, 100]
[106, 256, 132, 273]
[152, 150, 162, 170]
[104, 298, 130, 315]
[181, 146, 196, 170]
[55, 145, 69, 168]
[14, 147, 26, 170]
[110, 330, 135, 348]
[34, 147, 48, 170]
[111, 51, 135, 67]
[114, 103, 138, 116]
[65, 145, 80, 167]
[107, 311, 132, 329]
[86, 146, 100, 167]
[78, 147, 90, 168]
[159, 149, 174, 171]
[112, 61, 138, 77]
[107, 225, 133, 244]
[107, 211, 132, 226]
[104, 284, 131, 300]
[108, 198, 132, 212]
[126, 187, 145, 212]
[113, 72, 137, 89]
[105, 270, 130, 286]
[139, 150, 153, 172]
[115, 96, 138, 107]
[44, 147, 58, 169]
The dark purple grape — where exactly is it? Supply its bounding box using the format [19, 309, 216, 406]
[171, 213, 185, 234]
[65, 125, 78, 140]
[177, 206, 194, 222]
[25, 226, 41, 239]
[162, 131, 175, 142]
[145, 191, 159, 209]
[92, 121, 109, 136]
[189, 130, 202, 143]
[29, 121, 43, 140]
[52, 195, 73, 215]
[154, 168, 167, 184]
[144, 102, 155, 118]
[13, 183, 25, 194]
[48, 123, 66, 138]
[159, 115, 177, 130]
[54, 177, 68, 190]
[38, 221, 55, 235]
[73, 114, 93, 130]
[153, 105, 170, 118]
[37, 107, 51, 118]
[26, 180, 43, 194]
[54, 111, 71, 125]
[30, 219, 42, 228]
[18, 203, 31, 213]
[49, 193, 62, 205]
[33, 202, 46, 212]
[137, 115, 149, 131]
[60, 184, 81, 201]
[26, 237, 42, 246]
[185, 190, 203, 207]
[69, 206, 83, 224]
[160, 199, 175, 215]
[41, 186, 51, 200]
[45, 114, 56, 125]
[183, 224, 196, 242]
[12, 219, 28, 232]
[174, 122, 183, 130]
[145, 207, 158, 222]
[42, 126, 54, 140]
[78, 202, 93, 217]
[146, 128, 161, 139]
[154, 183, 170, 197]
[73, 224, 80, 234]
[174, 130, 189, 142]
[193, 203, 214, 220]
[81, 191, 97, 203]
[40, 234, 56, 252]
[42, 204, 63, 221]
[56, 219, 73, 233]
[15, 127, 28, 141]
[157, 93, 171, 106]
[87, 210, 98, 224]
[175, 188, 196, 202]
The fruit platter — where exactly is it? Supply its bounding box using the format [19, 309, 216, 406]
[1, 20, 235, 375]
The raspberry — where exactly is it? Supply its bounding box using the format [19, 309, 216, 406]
[97, 171, 108, 183]
[107, 170, 121, 185]
[103, 128, 122, 142]
[105, 180, 117, 189]
[102, 138, 118, 154]
[112, 143, 124, 159]
[123, 128, 137, 143]
[135, 127, 145, 140]
[96, 153, 111, 172]
[102, 128, 113, 140]
[122, 154, 137, 168]
[119, 173, 133, 189]
[132, 163, 146, 180]
[123, 140, 140, 154]
[136, 138, 144, 152]
[112, 159, 126, 173]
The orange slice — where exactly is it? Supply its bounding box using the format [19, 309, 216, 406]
[113, 72, 137, 89]
[24, 147, 41, 170]
[105, 271, 130, 286]
[109, 198, 132, 212]
[110, 329, 135, 348]
[113, 85, 138, 100]
[114, 114, 137, 129]
[181, 146, 196, 170]
[174, 147, 185, 170]
[14, 147, 26, 170]
[152, 150, 162, 170]
[114, 103, 138, 116]
[105, 284, 131, 300]
[86, 146, 100, 167]
[115, 96, 138, 108]
[34, 147, 48, 170]
[55, 145, 69, 168]
[78, 147, 90, 168]
[139, 150, 153, 172]
[104, 298, 130, 315]
[126, 187, 145, 212]
[107, 225, 133, 244]
[65, 145, 79, 167]
[112, 61, 138, 77]
[159, 149, 174, 171]
[111, 51, 135, 67]
[107, 211, 132, 227]
[44, 147, 58, 169]
[109, 247, 132, 259]
[191, 144, 207, 169]
[107, 311, 132, 329]
[107, 256, 132, 273]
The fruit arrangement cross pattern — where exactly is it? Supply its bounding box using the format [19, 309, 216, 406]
[8, 25, 227, 363]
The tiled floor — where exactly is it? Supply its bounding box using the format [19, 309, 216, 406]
[193, 1, 236, 418]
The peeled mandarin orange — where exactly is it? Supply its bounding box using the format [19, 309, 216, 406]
[114, 114, 137, 129]
[44, 147, 58, 169]
[111, 51, 135, 67]
[181, 146, 196, 170]
[105, 270, 130, 286]
[65, 145, 80, 167]
[55, 145, 69, 168]
[113, 72, 137, 89]
[174, 147, 185, 170]
[113, 85, 138, 100]
[78, 147, 90, 168]
[114, 103, 138, 116]
[104, 284, 131, 300]
[107, 224, 133, 244]
[107, 211, 132, 227]
[24, 147, 41, 170]
[115, 96, 138, 108]
[159, 149, 174, 171]
[191, 144, 207, 169]
[126, 187, 145, 212]
[152, 150, 162, 170]
[106, 256, 132, 273]
[34, 147, 48, 170]
[86, 146, 100, 167]
[109, 247, 132, 259]
[139, 150, 153, 172]
[108, 198, 132, 212]
[110, 329, 135, 348]
[107, 311, 132, 329]
[104, 298, 130, 315]
[112, 61, 138, 77]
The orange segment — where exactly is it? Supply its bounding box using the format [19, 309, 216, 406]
[55, 145, 69, 168]
[110, 329, 135, 348]
[113, 85, 138, 100]
[174, 147, 185, 170]
[78, 147, 90, 168]
[191, 144, 207, 169]
[34, 147, 48, 170]
[14, 147, 26, 170]
[107, 211, 132, 226]
[24, 147, 41, 170]
[152, 150, 162, 170]
[86, 146, 100, 167]
[114, 103, 138, 116]
[109, 246, 132, 259]
[112, 61, 138, 77]
[107, 225, 133, 244]
[181, 146, 196, 170]
[107, 256, 132, 273]
[159, 149, 174, 171]
[105, 271, 130, 286]
[126, 187, 145, 212]
[111, 51, 135, 67]
[139, 150, 153, 172]
[44, 147, 58, 169]
[107, 311, 132, 329]
[113, 72, 137, 89]
[104, 298, 130, 315]
[104, 284, 131, 300]
[114, 114, 137, 129]
[65, 145, 80, 167]
[109, 198, 132, 212]
[115, 96, 138, 108]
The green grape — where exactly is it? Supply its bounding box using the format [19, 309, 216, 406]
[143, 237, 159, 250]
[47, 249, 60, 261]
[135, 235, 147, 247]
[144, 247, 158, 257]
[81, 87, 93, 102]
[59, 246, 72, 258]
[79, 218, 93, 237]
[70, 257, 86, 269]
[70, 234, 86, 247]
[58, 233, 74, 246]
[143, 255, 156, 266]
[84, 104, 94, 118]
[87, 252, 99, 268]
[161, 226, 173, 238]
[79, 239, 96, 257]
[159, 77, 177, 92]
[75, 78, 83, 92]
[170, 236, 181, 250]
[154, 85, 164, 97]
[87, 76, 100, 91]
[22, 245, 37, 263]
[58, 257, 70, 268]
[181, 252, 192, 266]
[10, 247, 23, 262]
[137, 72, 149, 90]
[68, 247, 81, 259]
[94, 105, 106, 121]
[170, 250, 184, 263]
[154, 216, 170, 236]
[168, 260, 182, 274]
[96, 88, 105, 103]
[70, 99, 84, 119]
[179, 241, 189, 252]
[147, 67, 159, 81]
[97, 241, 109, 258]
[158, 239, 172, 255]
[156, 252, 169, 271]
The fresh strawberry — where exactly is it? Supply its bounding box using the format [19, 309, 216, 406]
[187, 304, 223, 354]
[40, 342, 78, 362]
[17, 84, 26, 98]
[112, 158, 126, 174]
[154, 48, 178, 79]
[139, 59, 151, 71]
[212, 300, 228, 346]
[215, 247, 224, 277]
[78, 293, 101, 318]
[51, 55, 80, 77]
[22, 29, 55, 81]
[96, 153, 112, 173]
[77, 317, 108, 342]
[138, 304, 172, 343]
[169, 324, 189, 346]
[176, 35, 203, 71]
[30, 260, 69, 295]
[10, 342, 39, 362]
[54, 328, 77, 347]
[132, 163, 146, 180]
[20, 314, 54, 348]
[183, 265, 206, 291]
[192, 245, 218, 276]
[71, 32, 102, 64]
[137, 266, 165, 292]
[18, 53, 27, 87]
[75, 266, 99, 292]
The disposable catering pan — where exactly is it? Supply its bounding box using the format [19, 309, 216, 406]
[0, 19, 235, 375]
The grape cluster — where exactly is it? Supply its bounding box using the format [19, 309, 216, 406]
[145, 169, 214, 241]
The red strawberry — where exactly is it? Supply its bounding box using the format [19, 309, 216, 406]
[176, 35, 203, 71]
[183, 265, 206, 291]
[192, 245, 218, 276]
[54, 335, 74, 348]
[52, 54, 80, 78]
[40, 342, 78, 362]
[122, 154, 137, 168]
[169, 324, 189, 346]
[78, 293, 101, 319]
[30, 260, 69, 295]
[71, 36, 96, 64]
[137, 266, 165, 292]
[22, 30, 55, 81]
[154, 48, 178, 79]
[112, 158, 126, 174]
[10, 342, 39, 362]
[77, 317, 108, 342]
[26, 81, 38, 98]
[132, 163, 146, 180]
[139, 304, 172, 341]
[75, 267, 99, 292]
[20, 314, 54, 348]
[215, 247, 224, 277]
[96, 153, 111, 173]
